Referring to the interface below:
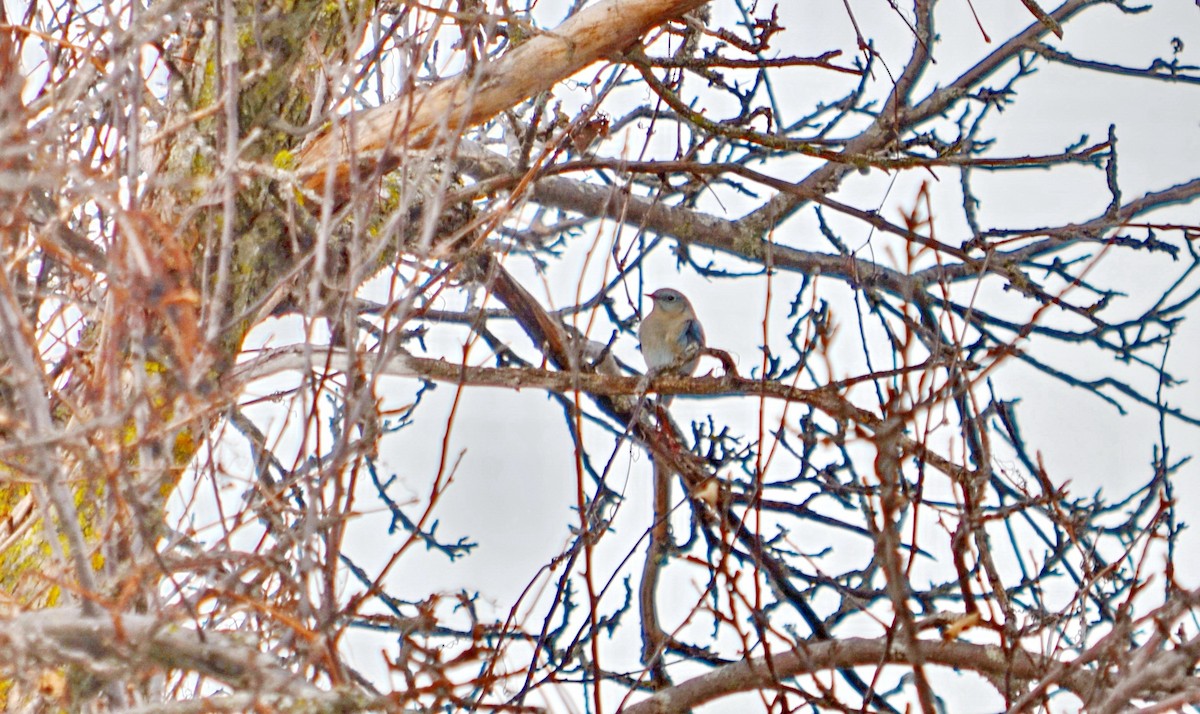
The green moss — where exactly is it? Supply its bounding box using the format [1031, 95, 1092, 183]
[198, 55, 218, 108]
[273, 149, 296, 170]
[0, 480, 30, 519]
[732, 229, 763, 259]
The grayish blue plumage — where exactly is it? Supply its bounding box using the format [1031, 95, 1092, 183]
[638, 288, 706, 380]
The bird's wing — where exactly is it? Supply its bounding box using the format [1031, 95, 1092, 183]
[680, 318, 705, 349]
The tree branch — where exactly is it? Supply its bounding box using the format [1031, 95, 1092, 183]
[622, 636, 1098, 713]
[298, 0, 712, 198]
[0, 608, 327, 698]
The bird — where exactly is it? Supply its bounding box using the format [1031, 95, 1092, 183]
[638, 288, 706, 398]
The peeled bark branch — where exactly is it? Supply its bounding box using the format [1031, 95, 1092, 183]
[298, 0, 710, 198]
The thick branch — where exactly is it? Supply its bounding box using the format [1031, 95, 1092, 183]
[0, 609, 324, 697]
[299, 0, 711, 198]
[622, 636, 1096, 713]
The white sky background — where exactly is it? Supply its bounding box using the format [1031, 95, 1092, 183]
[165, 0, 1200, 711]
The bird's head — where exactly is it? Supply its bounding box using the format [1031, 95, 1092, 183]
[647, 288, 691, 313]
